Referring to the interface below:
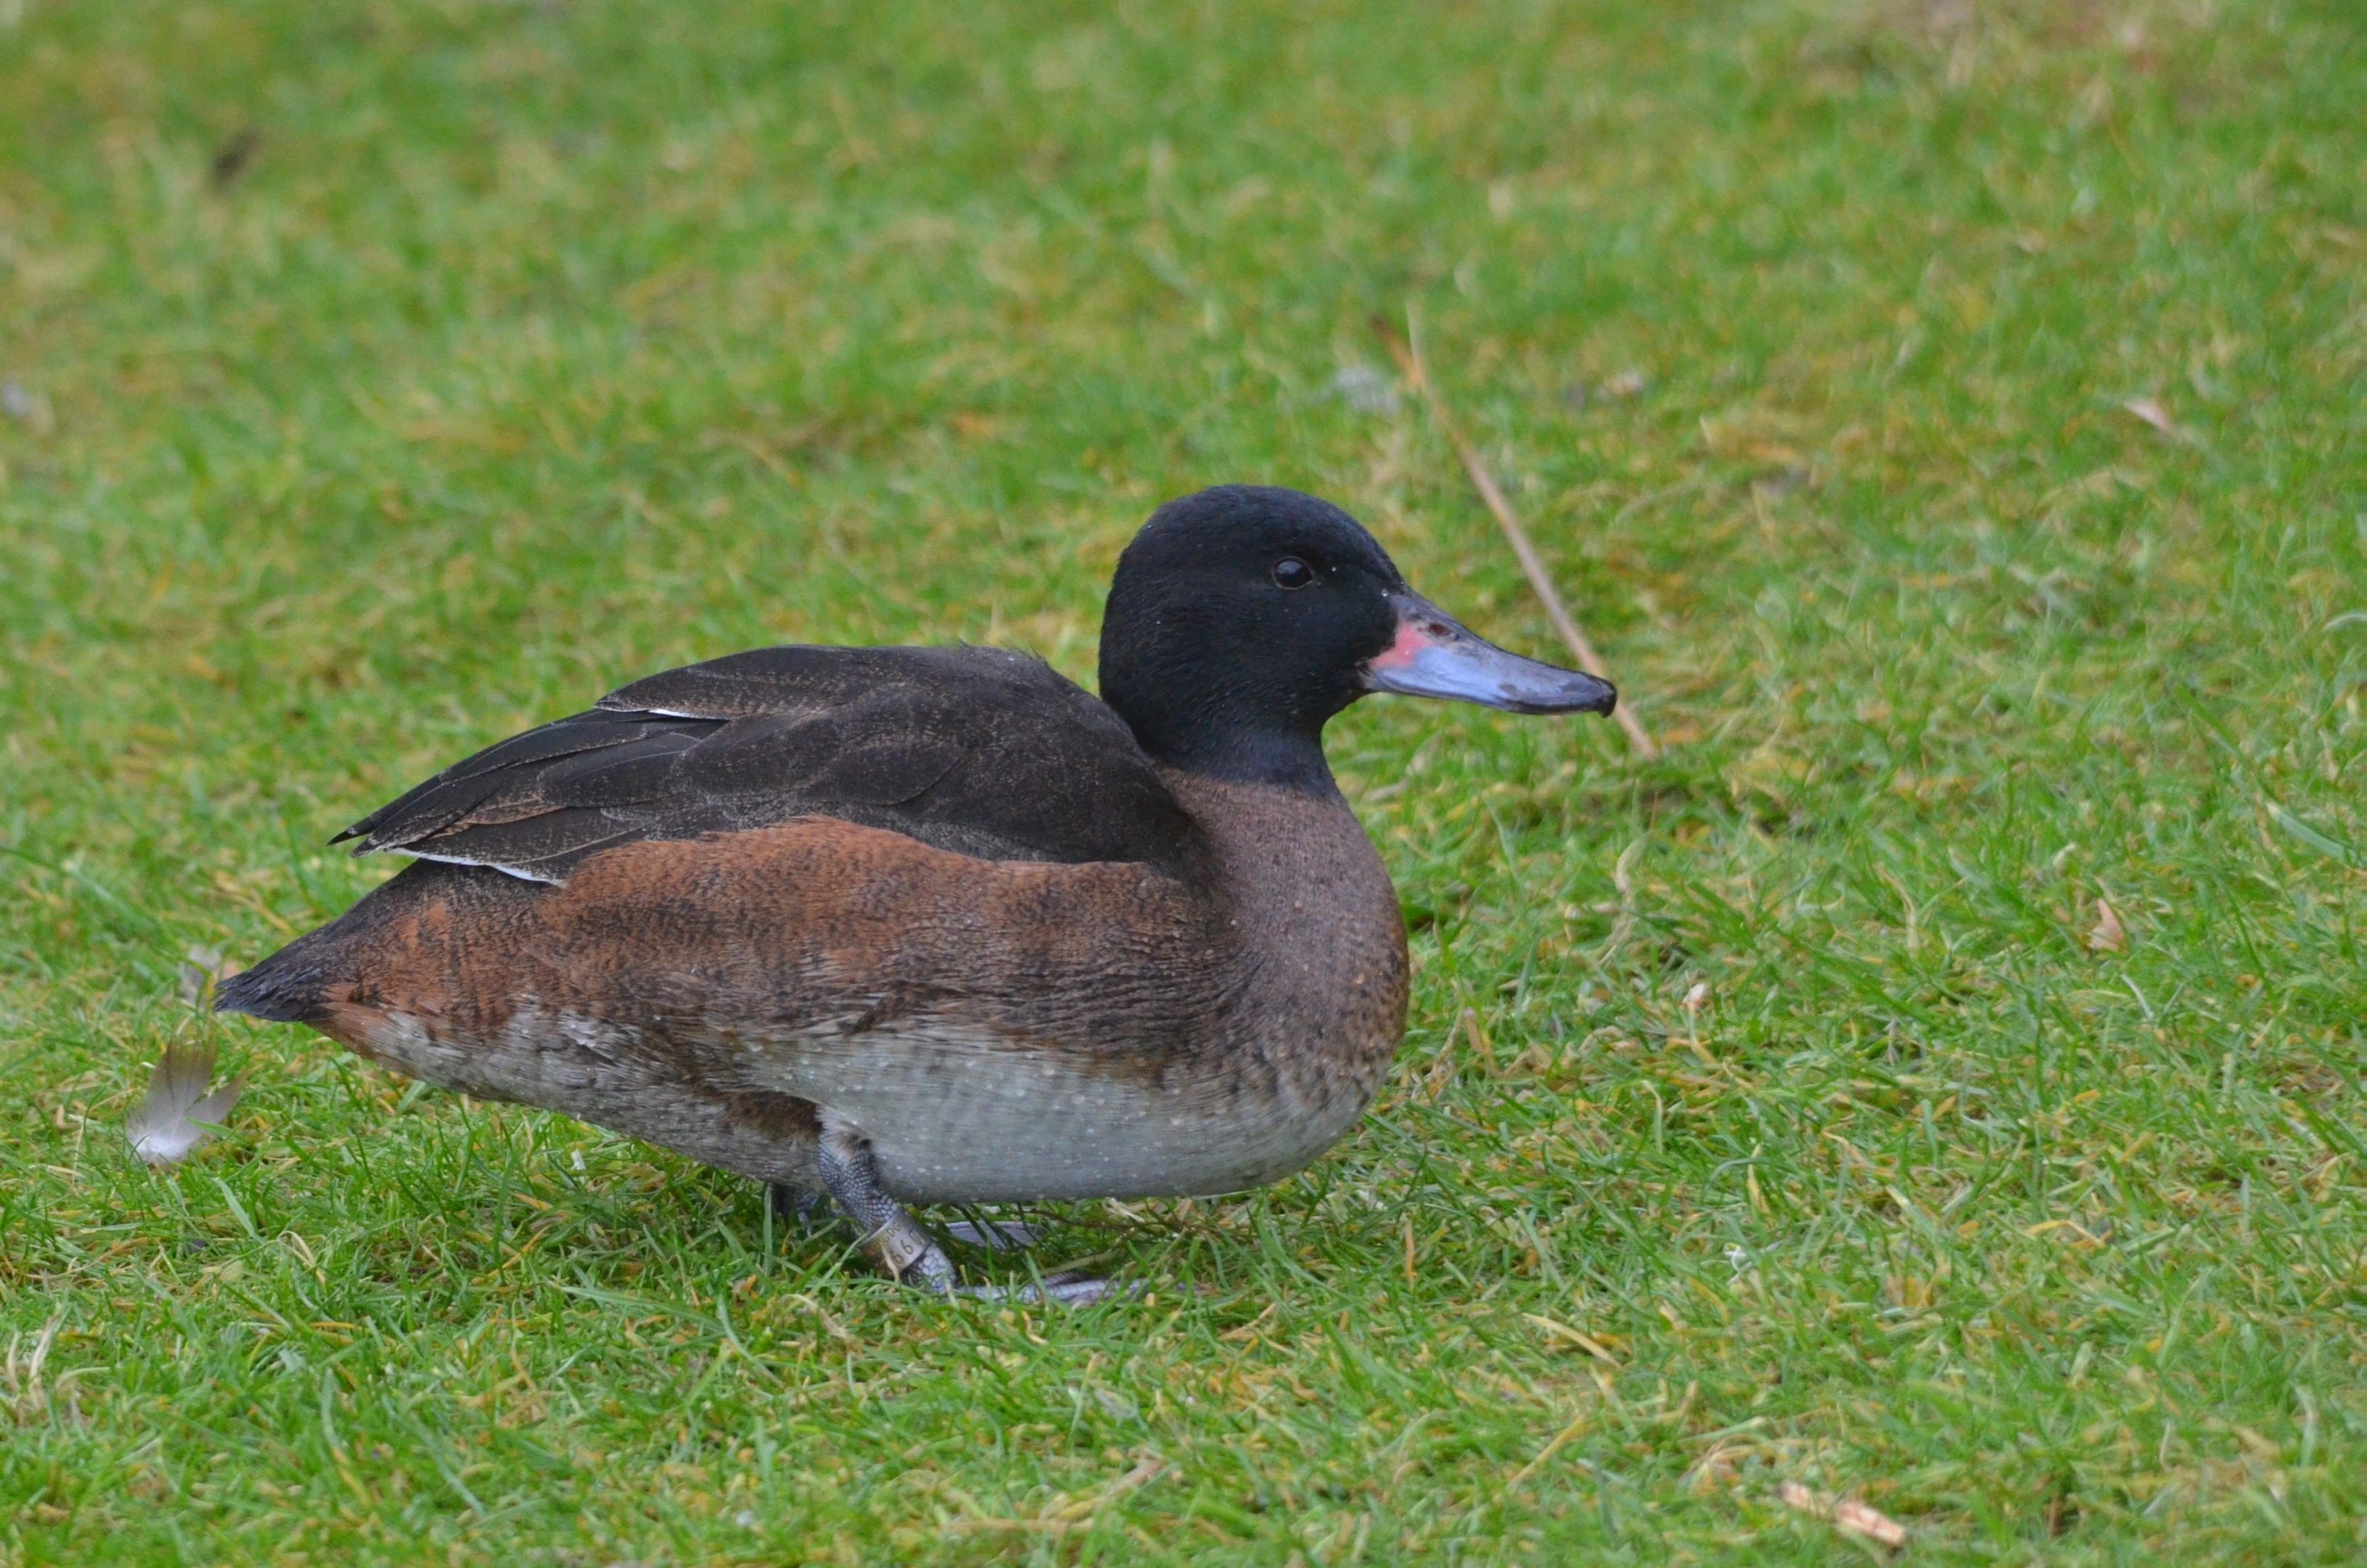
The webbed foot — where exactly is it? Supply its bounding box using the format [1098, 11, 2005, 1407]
[957, 1270, 1130, 1306]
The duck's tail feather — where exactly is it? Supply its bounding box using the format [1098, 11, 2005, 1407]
[213, 936, 334, 1024]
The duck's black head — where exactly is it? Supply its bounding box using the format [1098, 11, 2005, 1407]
[1099, 485, 1616, 788]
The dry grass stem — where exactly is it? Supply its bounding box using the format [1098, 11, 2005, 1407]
[1375, 311, 1661, 759]
[2090, 897, 2128, 953]
[1508, 1406, 1593, 1487]
[1524, 1313, 1622, 1366]
[1777, 1482, 1909, 1549]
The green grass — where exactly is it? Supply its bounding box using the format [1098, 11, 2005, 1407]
[2, 0, 2363, 1561]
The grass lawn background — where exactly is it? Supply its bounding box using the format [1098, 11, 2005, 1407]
[2, 0, 2363, 1561]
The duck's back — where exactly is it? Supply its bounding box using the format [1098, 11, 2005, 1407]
[331, 644, 1202, 881]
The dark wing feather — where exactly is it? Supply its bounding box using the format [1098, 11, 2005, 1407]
[337, 645, 1197, 881]
[335, 710, 699, 846]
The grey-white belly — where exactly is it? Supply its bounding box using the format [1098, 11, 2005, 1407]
[756, 1024, 1370, 1204]
[343, 1006, 1379, 1204]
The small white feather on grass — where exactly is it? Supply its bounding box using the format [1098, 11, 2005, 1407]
[126, 1037, 245, 1167]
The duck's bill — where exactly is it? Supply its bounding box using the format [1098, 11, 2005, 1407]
[1360, 591, 1617, 715]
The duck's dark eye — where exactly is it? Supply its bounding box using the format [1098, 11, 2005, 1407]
[1270, 558, 1315, 590]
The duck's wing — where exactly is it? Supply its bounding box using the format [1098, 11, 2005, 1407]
[335, 646, 1197, 882]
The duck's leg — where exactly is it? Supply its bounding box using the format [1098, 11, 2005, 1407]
[815, 1122, 957, 1292]
[811, 1125, 1121, 1304]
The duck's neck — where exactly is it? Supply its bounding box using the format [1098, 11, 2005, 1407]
[1156, 732, 1337, 793]
[1122, 711, 1339, 793]
[1100, 647, 1355, 792]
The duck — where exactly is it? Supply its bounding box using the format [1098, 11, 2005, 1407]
[216, 486, 1615, 1298]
